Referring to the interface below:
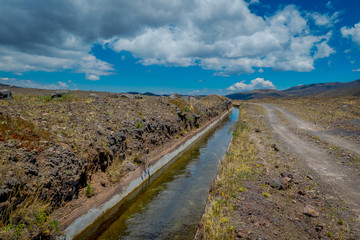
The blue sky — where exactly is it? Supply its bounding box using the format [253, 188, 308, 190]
[0, 0, 359, 95]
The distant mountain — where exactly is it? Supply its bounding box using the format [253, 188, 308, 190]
[126, 92, 140, 95]
[0, 82, 11, 87]
[0, 82, 21, 88]
[226, 79, 360, 100]
[143, 92, 159, 96]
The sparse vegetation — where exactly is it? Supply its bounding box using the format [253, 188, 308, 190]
[86, 184, 94, 198]
[202, 104, 259, 239]
[0, 88, 232, 239]
[0, 183, 60, 239]
[261, 97, 360, 141]
[199, 102, 360, 239]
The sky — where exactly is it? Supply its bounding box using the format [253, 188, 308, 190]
[0, 0, 359, 95]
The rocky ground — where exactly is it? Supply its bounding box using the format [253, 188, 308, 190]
[198, 102, 360, 240]
[259, 97, 360, 143]
[0, 87, 231, 239]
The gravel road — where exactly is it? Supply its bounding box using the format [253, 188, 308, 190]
[258, 103, 360, 217]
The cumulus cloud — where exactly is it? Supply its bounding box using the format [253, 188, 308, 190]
[310, 12, 339, 27]
[227, 78, 275, 91]
[0, 0, 335, 78]
[353, 69, 360, 72]
[110, 4, 334, 75]
[341, 22, 360, 46]
[86, 74, 100, 81]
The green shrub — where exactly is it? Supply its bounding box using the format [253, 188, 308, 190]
[86, 184, 94, 198]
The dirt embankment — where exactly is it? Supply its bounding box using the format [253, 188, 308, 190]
[0, 89, 231, 239]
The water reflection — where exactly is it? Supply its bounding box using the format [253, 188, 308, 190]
[76, 109, 239, 240]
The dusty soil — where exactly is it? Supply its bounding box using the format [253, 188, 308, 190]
[258, 103, 360, 215]
[197, 103, 360, 239]
[0, 87, 231, 239]
[258, 97, 360, 144]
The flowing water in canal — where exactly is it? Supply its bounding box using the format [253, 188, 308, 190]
[76, 109, 239, 240]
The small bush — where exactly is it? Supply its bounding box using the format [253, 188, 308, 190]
[262, 192, 270, 198]
[86, 184, 94, 198]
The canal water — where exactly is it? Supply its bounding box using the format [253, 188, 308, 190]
[76, 108, 239, 240]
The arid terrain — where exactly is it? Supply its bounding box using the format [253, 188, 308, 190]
[0, 87, 231, 239]
[198, 97, 360, 239]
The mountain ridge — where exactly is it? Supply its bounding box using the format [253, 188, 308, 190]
[226, 79, 360, 100]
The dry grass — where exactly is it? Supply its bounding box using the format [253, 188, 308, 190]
[0, 182, 60, 239]
[202, 104, 260, 239]
[260, 97, 360, 130]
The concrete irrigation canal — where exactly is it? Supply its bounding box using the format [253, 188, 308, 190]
[74, 108, 239, 240]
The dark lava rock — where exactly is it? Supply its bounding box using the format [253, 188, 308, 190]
[108, 93, 119, 98]
[42, 147, 87, 204]
[271, 144, 280, 152]
[177, 111, 186, 121]
[266, 178, 285, 190]
[280, 172, 294, 179]
[0, 189, 13, 203]
[0, 89, 13, 100]
[254, 128, 261, 133]
[108, 132, 126, 148]
[51, 90, 70, 99]
[135, 95, 143, 99]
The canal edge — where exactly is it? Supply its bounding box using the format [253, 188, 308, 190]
[64, 107, 234, 240]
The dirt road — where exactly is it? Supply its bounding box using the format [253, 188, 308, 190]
[258, 103, 360, 217]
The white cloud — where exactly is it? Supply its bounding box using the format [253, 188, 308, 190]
[352, 69, 360, 72]
[86, 74, 100, 81]
[310, 12, 339, 27]
[249, 0, 260, 4]
[110, 4, 334, 75]
[341, 22, 360, 46]
[0, 46, 113, 80]
[58, 81, 69, 88]
[326, 1, 334, 9]
[0, 0, 335, 78]
[227, 78, 275, 91]
[314, 39, 336, 59]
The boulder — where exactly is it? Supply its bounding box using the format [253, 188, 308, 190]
[51, 90, 70, 99]
[135, 95, 143, 99]
[271, 144, 280, 152]
[303, 205, 319, 217]
[108, 93, 119, 98]
[120, 94, 134, 99]
[89, 93, 100, 99]
[0, 89, 13, 100]
[266, 178, 285, 190]
[124, 162, 136, 171]
[170, 93, 180, 99]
